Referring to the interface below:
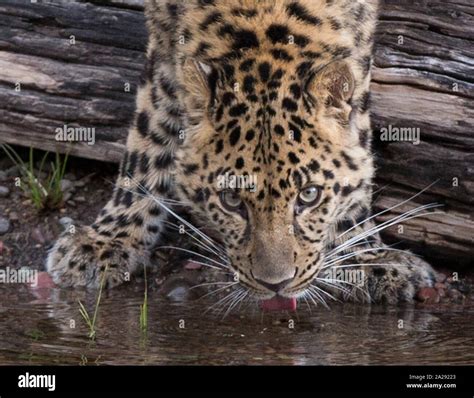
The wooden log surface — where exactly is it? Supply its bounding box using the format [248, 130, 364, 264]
[0, 0, 472, 268]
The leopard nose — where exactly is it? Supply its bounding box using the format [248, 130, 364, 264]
[254, 276, 295, 293]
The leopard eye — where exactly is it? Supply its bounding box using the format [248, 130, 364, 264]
[220, 190, 243, 211]
[298, 185, 321, 207]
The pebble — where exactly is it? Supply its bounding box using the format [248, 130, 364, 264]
[67, 200, 76, 207]
[75, 196, 86, 203]
[448, 289, 463, 301]
[435, 271, 448, 283]
[434, 282, 446, 290]
[184, 260, 202, 270]
[416, 287, 440, 304]
[0, 171, 7, 182]
[60, 179, 74, 193]
[0, 217, 11, 235]
[166, 286, 191, 301]
[0, 186, 9, 198]
[9, 212, 19, 222]
[59, 217, 74, 228]
[31, 227, 46, 245]
[5, 165, 20, 177]
[64, 173, 77, 181]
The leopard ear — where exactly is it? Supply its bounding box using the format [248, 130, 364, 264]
[307, 60, 355, 108]
[182, 58, 216, 114]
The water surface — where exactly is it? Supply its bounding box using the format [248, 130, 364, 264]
[1, 284, 473, 365]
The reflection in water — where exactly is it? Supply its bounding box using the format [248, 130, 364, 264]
[0, 284, 473, 365]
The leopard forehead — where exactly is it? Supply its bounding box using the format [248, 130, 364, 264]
[179, 58, 364, 201]
[167, 0, 377, 211]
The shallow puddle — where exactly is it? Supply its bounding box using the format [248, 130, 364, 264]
[1, 284, 473, 365]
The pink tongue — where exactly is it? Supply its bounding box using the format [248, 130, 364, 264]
[260, 296, 297, 312]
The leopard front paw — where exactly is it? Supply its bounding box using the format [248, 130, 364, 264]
[365, 250, 436, 304]
[46, 226, 149, 288]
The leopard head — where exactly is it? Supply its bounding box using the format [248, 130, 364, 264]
[173, 50, 374, 301]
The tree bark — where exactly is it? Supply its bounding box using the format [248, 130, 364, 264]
[0, 0, 472, 268]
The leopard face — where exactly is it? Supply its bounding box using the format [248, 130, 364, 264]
[173, 55, 373, 300]
[140, 0, 380, 300]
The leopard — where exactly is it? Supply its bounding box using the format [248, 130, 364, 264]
[46, 0, 436, 308]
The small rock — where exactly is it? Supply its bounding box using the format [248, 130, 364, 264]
[8, 211, 19, 222]
[5, 165, 20, 177]
[0, 217, 11, 235]
[184, 260, 202, 270]
[437, 288, 446, 298]
[435, 271, 448, 283]
[60, 179, 74, 193]
[75, 196, 86, 203]
[59, 217, 74, 228]
[0, 186, 10, 198]
[64, 173, 76, 181]
[31, 227, 46, 245]
[416, 287, 440, 304]
[32, 170, 46, 180]
[434, 282, 446, 290]
[67, 200, 76, 207]
[0, 171, 8, 182]
[448, 289, 464, 302]
[166, 286, 191, 301]
[74, 180, 86, 188]
[35, 161, 53, 173]
[63, 192, 73, 202]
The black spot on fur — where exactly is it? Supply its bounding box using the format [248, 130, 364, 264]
[323, 169, 334, 179]
[229, 126, 241, 146]
[229, 103, 249, 117]
[288, 152, 300, 164]
[308, 159, 320, 172]
[258, 62, 271, 82]
[215, 139, 224, 154]
[232, 29, 259, 52]
[154, 151, 174, 169]
[266, 24, 290, 44]
[240, 59, 255, 72]
[274, 125, 285, 136]
[286, 2, 322, 25]
[282, 98, 298, 112]
[136, 112, 149, 137]
[235, 157, 245, 169]
[245, 129, 255, 141]
[199, 11, 222, 30]
[270, 48, 294, 62]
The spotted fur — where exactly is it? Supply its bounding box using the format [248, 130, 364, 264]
[47, 0, 435, 303]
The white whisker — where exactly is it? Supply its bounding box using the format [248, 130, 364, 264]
[336, 181, 441, 240]
[157, 246, 229, 269]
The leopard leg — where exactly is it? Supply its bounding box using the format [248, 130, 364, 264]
[46, 12, 187, 287]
